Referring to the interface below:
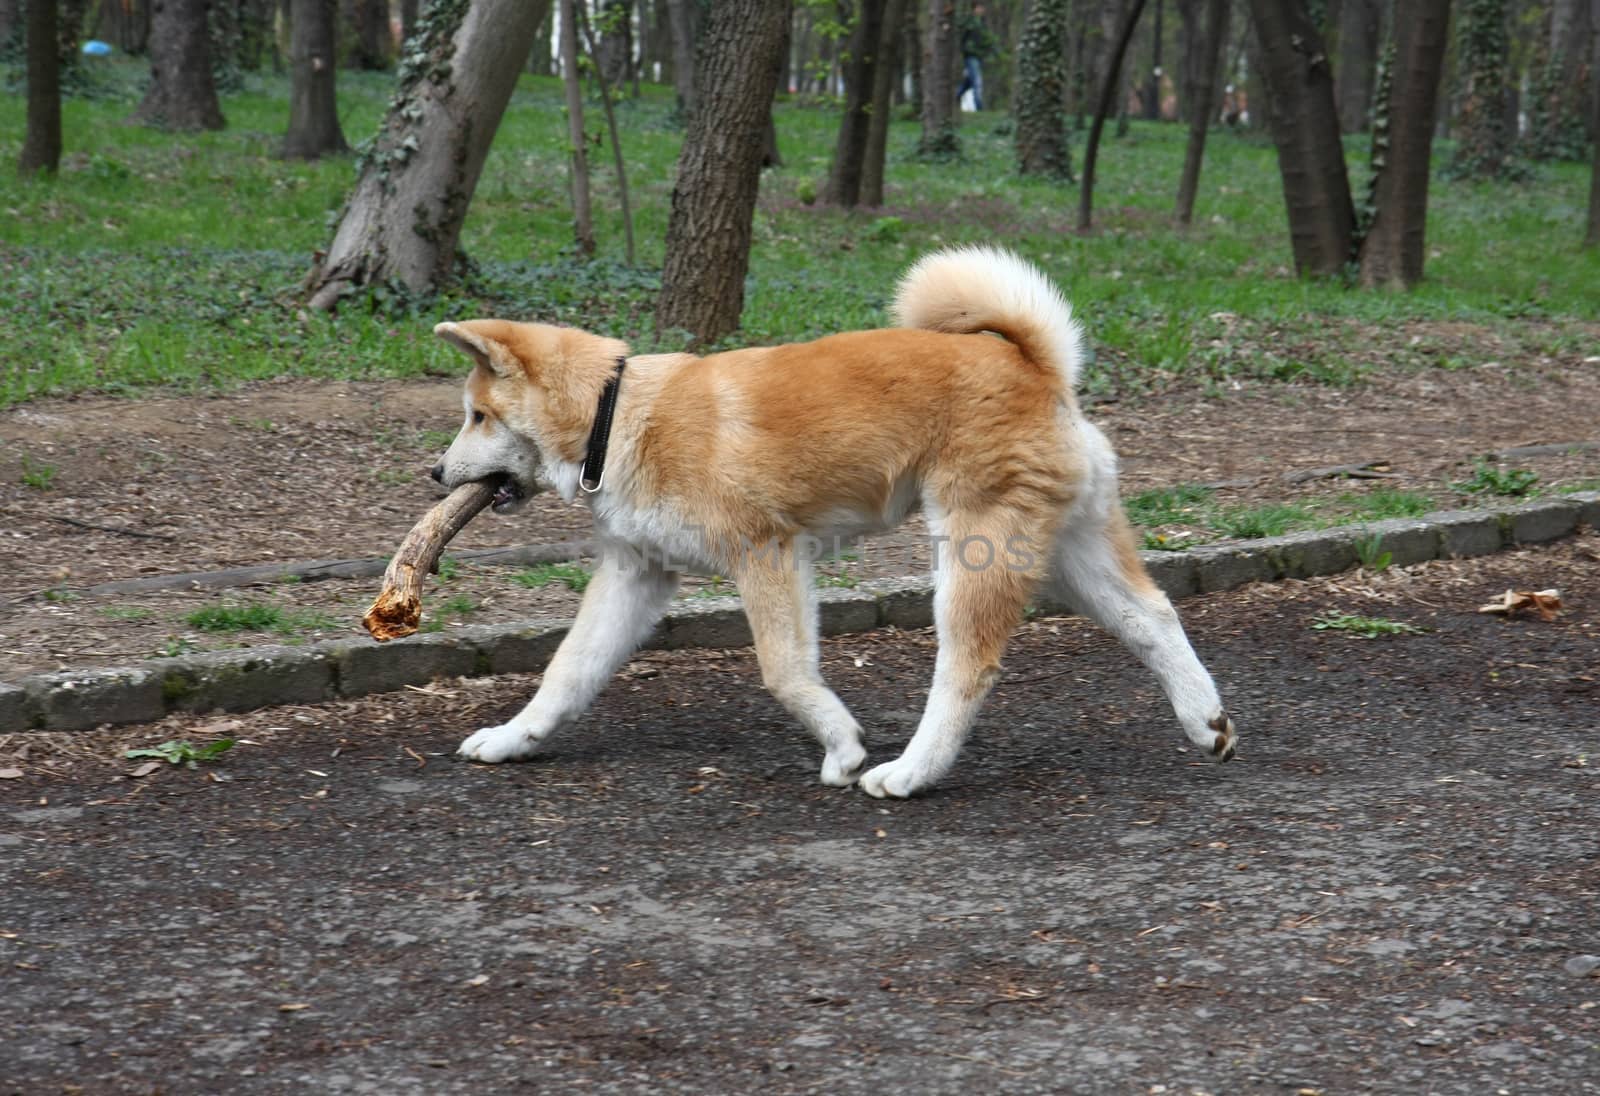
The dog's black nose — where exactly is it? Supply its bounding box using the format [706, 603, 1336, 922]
[430, 463, 444, 483]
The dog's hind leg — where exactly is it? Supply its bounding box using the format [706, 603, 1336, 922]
[735, 548, 868, 787]
[457, 550, 680, 764]
[858, 509, 1044, 798]
[1047, 430, 1236, 760]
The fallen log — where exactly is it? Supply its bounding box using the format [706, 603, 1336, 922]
[362, 479, 499, 642]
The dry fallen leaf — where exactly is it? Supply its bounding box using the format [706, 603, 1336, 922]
[0, 768, 24, 780]
[1477, 588, 1563, 621]
[278, 1002, 310, 1012]
[127, 761, 162, 779]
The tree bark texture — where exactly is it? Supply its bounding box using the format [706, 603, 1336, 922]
[1080, 0, 1148, 231]
[94, 0, 152, 54]
[596, 0, 632, 89]
[342, 0, 392, 69]
[1357, 0, 1451, 288]
[1142, 0, 1163, 120]
[826, 0, 887, 205]
[1527, 0, 1593, 160]
[0, 0, 18, 51]
[918, 0, 959, 158]
[656, 0, 792, 345]
[305, 0, 546, 309]
[860, 0, 908, 205]
[1246, 0, 1354, 275]
[562, 0, 595, 256]
[666, 0, 700, 120]
[131, 0, 226, 130]
[1174, 0, 1228, 224]
[282, 0, 348, 159]
[19, 0, 61, 178]
[1333, 0, 1379, 132]
[1449, 0, 1516, 178]
[399, 0, 419, 43]
[1015, 0, 1073, 180]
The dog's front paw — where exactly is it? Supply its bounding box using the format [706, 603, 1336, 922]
[820, 741, 868, 788]
[858, 757, 930, 799]
[457, 723, 542, 764]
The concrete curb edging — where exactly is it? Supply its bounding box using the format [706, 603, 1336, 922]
[6, 493, 1596, 734]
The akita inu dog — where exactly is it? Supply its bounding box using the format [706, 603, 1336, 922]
[430, 247, 1235, 797]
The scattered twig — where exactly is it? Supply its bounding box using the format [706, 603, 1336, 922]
[1283, 461, 1398, 484]
[42, 514, 178, 541]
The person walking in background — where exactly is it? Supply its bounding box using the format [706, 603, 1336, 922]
[958, 3, 997, 111]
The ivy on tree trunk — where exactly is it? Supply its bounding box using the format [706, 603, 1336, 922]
[1015, 0, 1073, 181]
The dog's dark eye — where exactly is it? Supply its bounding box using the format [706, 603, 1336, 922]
[472, 410, 486, 425]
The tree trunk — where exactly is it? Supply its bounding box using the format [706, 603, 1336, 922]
[597, 0, 632, 89]
[531, 1, 554, 74]
[861, 0, 908, 205]
[1588, 5, 1600, 247]
[1333, 0, 1379, 132]
[94, 0, 152, 54]
[282, 0, 348, 159]
[304, 0, 546, 309]
[666, 0, 700, 120]
[562, 0, 595, 257]
[1080, 0, 1148, 231]
[1357, 0, 1451, 288]
[918, 0, 959, 158]
[19, 0, 61, 179]
[577, 3, 635, 263]
[1015, 0, 1073, 180]
[342, 0, 392, 70]
[1450, 0, 1516, 177]
[903, 0, 921, 109]
[1142, 0, 1163, 119]
[0, 0, 18, 52]
[1527, 0, 1592, 160]
[131, 0, 226, 130]
[655, 0, 792, 345]
[825, 0, 887, 205]
[1246, 0, 1354, 275]
[1174, 0, 1227, 223]
[399, 0, 419, 43]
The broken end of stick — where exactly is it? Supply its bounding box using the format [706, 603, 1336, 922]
[362, 590, 422, 642]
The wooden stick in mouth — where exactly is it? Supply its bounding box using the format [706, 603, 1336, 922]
[361, 479, 500, 642]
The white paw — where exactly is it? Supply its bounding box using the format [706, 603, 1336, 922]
[820, 742, 868, 788]
[457, 723, 543, 764]
[857, 757, 929, 799]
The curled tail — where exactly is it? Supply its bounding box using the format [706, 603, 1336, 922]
[890, 246, 1084, 388]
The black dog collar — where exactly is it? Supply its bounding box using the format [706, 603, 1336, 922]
[579, 357, 627, 493]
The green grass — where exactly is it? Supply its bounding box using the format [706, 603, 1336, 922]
[1454, 459, 1540, 497]
[100, 605, 155, 621]
[1124, 484, 1216, 527]
[185, 602, 338, 635]
[512, 562, 592, 593]
[1335, 488, 1436, 521]
[1311, 612, 1428, 638]
[0, 60, 1595, 407]
[20, 456, 57, 489]
[1211, 503, 1318, 539]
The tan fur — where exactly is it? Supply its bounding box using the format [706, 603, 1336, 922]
[434, 247, 1232, 795]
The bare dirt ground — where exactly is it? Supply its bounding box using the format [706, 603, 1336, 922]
[2, 541, 1597, 1093]
[2, 344, 1597, 680]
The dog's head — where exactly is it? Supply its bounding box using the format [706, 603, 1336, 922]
[431, 320, 630, 510]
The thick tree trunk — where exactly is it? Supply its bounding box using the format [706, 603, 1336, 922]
[1527, 0, 1592, 160]
[131, 0, 226, 131]
[666, 0, 700, 120]
[1246, 0, 1354, 276]
[825, 0, 887, 206]
[1333, 0, 1379, 132]
[918, 0, 959, 158]
[1450, 0, 1516, 177]
[94, 0, 152, 54]
[1174, 0, 1228, 224]
[561, 0, 595, 256]
[0, 0, 18, 51]
[1357, 0, 1451, 288]
[1080, 0, 1148, 231]
[282, 0, 348, 160]
[1015, 0, 1073, 180]
[861, 0, 908, 205]
[341, 0, 392, 70]
[19, 0, 61, 179]
[304, 0, 546, 309]
[655, 0, 792, 345]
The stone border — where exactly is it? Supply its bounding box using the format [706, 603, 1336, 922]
[4, 494, 1595, 734]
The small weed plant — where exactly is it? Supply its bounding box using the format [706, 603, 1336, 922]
[1124, 485, 1215, 527]
[1213, 503, 1317, 540]
[1455, 460, 1539, 497]
[126, 738, 235, 768]
[1353, 532, 1392, 572]
[185, 602, 337, 635]
[513, 563, 592, 593]
[1311, 612, 1426, 638]
[20, 456, 57, 490]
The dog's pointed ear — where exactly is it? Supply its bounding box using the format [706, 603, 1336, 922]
[435, 321, 518, 376]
